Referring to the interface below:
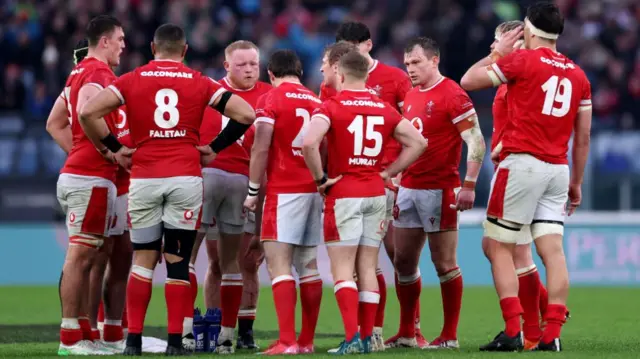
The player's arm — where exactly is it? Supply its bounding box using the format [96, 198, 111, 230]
[208, 91, 256, 154]
[46, 93, 72, 153]
[302, 115, 331, 183]
[461, 27, 524, 91]
[78, 86, 123, 153]
[247, 122, 273, 198]
[457, 114, 486, 188]
[384, 118, 427, 178]
[571, 102, 592, 187]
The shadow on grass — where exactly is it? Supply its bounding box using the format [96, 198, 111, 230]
[0, 325, 343, 344]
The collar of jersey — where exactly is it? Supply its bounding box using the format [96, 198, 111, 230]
[419, 76, 445, 92]
[368, 59, 379, 73]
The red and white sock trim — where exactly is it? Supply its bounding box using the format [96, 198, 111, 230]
[221, 273, 243, 286]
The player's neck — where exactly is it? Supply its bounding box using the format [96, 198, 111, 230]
[419, 72, 443, 90]
[341, 80, 367, 91]
[86, 49, 108, 65]
[153, 54, 183, 63]
[224, 76, 255, 91]
[531, 39, 557, 52]
[272, 76, 301, 88]
[365, 54, 376, 69]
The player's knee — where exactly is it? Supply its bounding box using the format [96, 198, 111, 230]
[394, 256, 418, 276]
[164, 228, 197, 261]
[483, 217, 523, 244]
[166, 259, 189, 281]
[513, 244, 534, 268]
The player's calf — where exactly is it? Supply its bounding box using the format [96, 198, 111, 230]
[216, 230, 244, 354]
[263, 242, 297, 348]
[237, 233, 261, 350]
[293, 245, 322, 350]
[534, 228, 569, 346]
[355, 244, 381, 348]
[204, 238, 222, 309]
[513, 239, 543, 347]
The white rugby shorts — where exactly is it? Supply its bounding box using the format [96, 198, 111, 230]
[128, 176, 203, 244]
[487, 154, 569, 226]
[393, 187, 460, 233]
[261, 192, 323, 246]
[324, 195, 386, 247]
[108, 193, 129, 236]
[200, 168, 248, 236]
[57, 173, 117, 248]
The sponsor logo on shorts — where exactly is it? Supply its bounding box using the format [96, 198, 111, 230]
[377, 220, 386, 235]
[69, 212, 76, 223]
[429, 217, 436, 225]
[184, 210, 194, 220]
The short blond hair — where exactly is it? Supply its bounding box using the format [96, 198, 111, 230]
[496, 20, 524, 37]
[224, 40, 259, 59]
[338, 50, 369, 81]
[327, 41, 358, 66]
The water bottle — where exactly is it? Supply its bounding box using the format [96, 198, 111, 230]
[192, 308, 207, 352]
[204, 308, 222, 352]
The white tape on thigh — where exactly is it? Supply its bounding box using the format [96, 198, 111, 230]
[293, 246, 318, 279]
[531, 222, 564, 239]
[483, 219, 522, 244]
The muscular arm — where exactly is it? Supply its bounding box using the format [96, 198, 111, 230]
[386, 118, 427, 177]
[460, 56, 497, 91]
[78, 86, 122, 149]
[571, 108, 592, 185]
[46, 95, 72, 153]
[457, 114, 486, 186]
[212, 93, 256, 125]
[249, 123, 273, 189]
[302, 117, 330, 181]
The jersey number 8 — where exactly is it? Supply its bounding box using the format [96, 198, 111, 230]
[154, 88, 180, 129]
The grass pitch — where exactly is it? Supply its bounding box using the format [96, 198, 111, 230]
[0, 286, 638, 358]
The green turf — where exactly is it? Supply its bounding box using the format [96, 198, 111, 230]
[0, 286, 638, 358]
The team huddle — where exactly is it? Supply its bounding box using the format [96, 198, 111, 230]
[47, 1, 591, 356]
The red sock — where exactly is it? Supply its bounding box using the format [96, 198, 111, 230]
[517, 266, 542, 341]
[415, 297, 421, 332]
[500, 297, 523, 337]
[122, 305, 128, 329]
[374, 270, 386, 328]
[60, 324, 83, 346]
[272, 275, 297, 345]
[165, 279, 190, 334]
[541, 304, 567, 343]
[396, 272, 421, 338]
[78, 317, 92, 341]
[91, 329, 100, 341]
[334, 281, 359, 341]
[439, 267, 463, 340]
[298, 276, 323, 346]
[126, 266, 154, 334]
[358, 291, 379, 338]
[97, 301, 105, 324]
[189, 264, 198, 311]
[539, 281, 549, 318]
[220, 273, 243, 328]
[103, 323, 124, 342]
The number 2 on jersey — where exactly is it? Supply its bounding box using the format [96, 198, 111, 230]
[291, 108, 310, 148]
[154, 89, 179, 129]
[541, 75, 572, 117]
[348, 115, 384, 157]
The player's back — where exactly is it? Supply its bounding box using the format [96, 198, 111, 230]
[199, 79, 272, 176]
[62, 57, 118, 182]
[496, 48, 591, 164]
[316, 90, 401, 198]
[110, 60, 225, 178]
[256, 82, 320, 194]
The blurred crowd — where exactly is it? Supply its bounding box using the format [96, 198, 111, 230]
[0, 0, 638, 130]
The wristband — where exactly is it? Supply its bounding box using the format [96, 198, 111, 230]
[248, 181, 260, 196]
[100, 133, 122, 153]
[316, 175, 328, 186]
[463, 180, 476, 189]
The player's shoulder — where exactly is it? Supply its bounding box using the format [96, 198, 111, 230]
[375, 60, 405, 76]
[254, 81, 274, 94]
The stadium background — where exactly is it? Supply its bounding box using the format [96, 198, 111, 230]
[0, 1, 639, 287]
